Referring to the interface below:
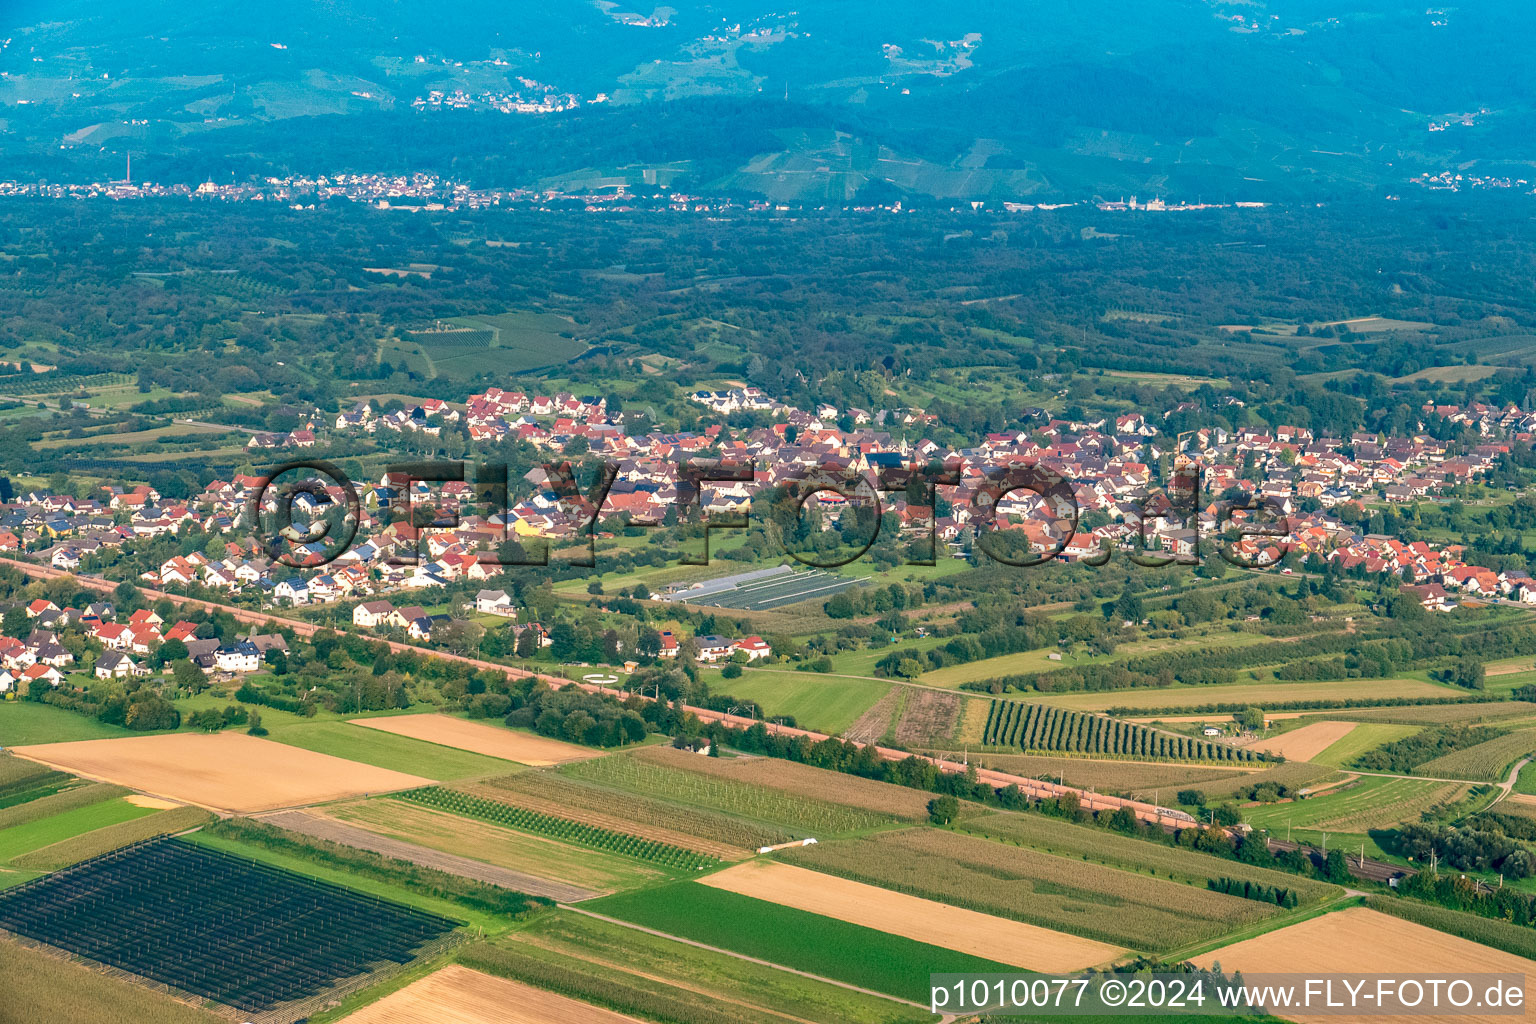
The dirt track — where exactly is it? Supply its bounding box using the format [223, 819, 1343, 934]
[259, 809, 598, 902]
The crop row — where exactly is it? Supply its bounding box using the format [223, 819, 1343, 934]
[983, 701, 1257, 762]
[398, 787, 719, 870]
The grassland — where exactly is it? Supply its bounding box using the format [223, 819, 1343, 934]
[493, 910, 932, 1024]
[0, 936, 224, 1024]
[1514, 760, 1536, 796]
[1241, 776, 1474, 835]
[961, 811, 1341, 902]
[1027, 677, 1454, 712]
[0, 796, 156, 862]
[1328, 701, 1536, 725]
[266, 720, 517, 781]
[706, 670, 890, 735]
[12, 805, 212, 870]
[1310, 723, 1423, 767]
[1415, 730, 1536, 781]
[563, 750, 898, 837]
[327, 798, 668, 893]
[781, 827, 1274, 951]
[0, 702, 132, 744]
[585, 881, 1017, 1003]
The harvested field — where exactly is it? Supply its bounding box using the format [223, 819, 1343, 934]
[1193, 908, 1531, 1024]
[124, 794, 181, 809]
[467, 773, 758, 858]
[699, 859, 1121, 972]
[350, 715, 600, 766]
[842, 687, 901, 744]
[261, 809, 601, 902]
[631, 745, 934, 819]
[780, 827, 1272, 951]
[344, 964, 640, 1024]
[10, 734, 430, 813]
[892, 688, 962, 746]
[1256, 720, 1358, 762]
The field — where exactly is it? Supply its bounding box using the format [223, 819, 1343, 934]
[0, 795, 156, 863]
[0, 937, 223, 1024]
[1309, 723, 1423, 767]
[267, 721, 517, 780]
[437, 311, 587, 373]
[585, 880, 1018, 1003]
[1365, 896, 1536, 961]
[563, 749, 899, 836]
[1415, 730, 1536, 781]
[962, 811, 1341, 903]
[947, 751, 1262, 795]
[1027, 677, 1453, 712]
[0, 838, 458, 1015]
[0, 702, 131, 745]
[710, 670, 891, 735]
[700, 858, 1122, 972]
[467, 771, 774, 855]
[350, 714, 600, 766]
[12, 806, 212, 871]
[1515, 760, 1536, 795]
[1193, 907, 1531, 1024]
[629, 744, 935, 819]
[981, 700, 1257, 762]
[919, 631, 1270, 688]
[664, 567, 862, 611]
[1178, 760, 1337, 801]
[780, 827, 1274, 951]
[8, 733, 431, 813]
[0, 781, 126, 829]
[1255, 720, 1358, 762]
[487, 910, 932, 1024]
[344, 964, 636, 1024]
[1242, 775, 1473, 834]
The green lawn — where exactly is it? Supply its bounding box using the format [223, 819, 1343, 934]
[264, 721, 518, 781]
[585, 881, 1016, 1003]
[0, 797, 155, 862]
[0, 702, 132, 745]
[708, 670, 891, 735]
[1311, 724, 1423, 767]
[1514, 760, 1536, 796]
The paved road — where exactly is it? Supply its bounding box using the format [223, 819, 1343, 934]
[258, 809, 600, 903]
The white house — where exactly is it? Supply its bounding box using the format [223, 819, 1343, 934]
[353, 600, 396, 628]
[94, 651, 146, 680]
[474, 589, 515, 616]
[214, 642, 261, 673]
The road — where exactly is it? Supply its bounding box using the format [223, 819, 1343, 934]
[1, 557, 1203, 831]
[1491, 756, 1533, 806]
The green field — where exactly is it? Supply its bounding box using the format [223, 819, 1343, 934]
[1311, 724, 1424, 767]
[709, 670, 890, 735]
[1241, 776, 1474, 836]
[265, 721, 518, 781]
[585, 881, 1016, 1002]
[0, 796, 155, 862]
[1514, 760, 1536, 796]
[1415, 730, 1536, 782]
[1026, 678, 1455, 713]
[921, 631, 1268, 688]
[0, 702, 132, 745]
[411, 310, 587, 376]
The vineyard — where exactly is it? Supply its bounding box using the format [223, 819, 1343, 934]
[564, 753, 897, 836]
[1414, 730, 1536, 781]
[397, 787, 719, 871]
[982, 701, 1259, 762]
[0, 371, 130, 397]
[0, 837, 456, 1013]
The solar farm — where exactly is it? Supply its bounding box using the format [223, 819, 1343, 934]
[660, 565, 863, 611]
[0, 838, 458, 1020]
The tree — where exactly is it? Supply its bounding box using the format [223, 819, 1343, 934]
[172, 660, 206, 693]
[246, 709, 268, 736]
[1324, 848, 1352, 883]
[927, 794, 960, 825]
[189, 708, 226, 732]
[1, 606, 27, 639]
[1240, 707, 1266, 731]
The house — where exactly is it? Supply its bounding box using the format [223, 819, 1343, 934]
[94, 651, 146, 679]
[19, 663, 63, 688]
[735, 635, 772, 661]
[657, 631, 679, 658]
[25, 599, 58, 619]
[353, 600, 396, 628]
[274, 579, 309, 605]
[214, 642, 261, 673]
[474, 589, 515, 616]
[1202, 726, 1223, 737]
[694, 635, 736, 663]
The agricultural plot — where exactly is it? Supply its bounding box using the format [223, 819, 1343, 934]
[1309, 723, 1423, 767]
[350, 714, 600, 766]
[395, 786, 718, 871]
[1028, 678, 1453, 712]
[952, 751, 1264, 794]
[1177, 761, 1338, 802]
[0, 796, 156, 863]
[1255, 720, 1358, 762]
[13, 806, 212, 871]
[0, 839, 458, 1015]
[781, 827, 1275, 951]
[468, 771, 772, 855]
[416, 310, 587, 375]
[9, 733, 431, 813]
[1193, 908, 1531, 1024]
[630, 744, 934, 819]
[981, 700, 1258, 762]
[1332, 701, 1536, 725]
[0, 937, 223, 1024]
[1415, 730, 1536, 781]
[701, 859, 1122, 972]
[710, 670, 890, 736]
[0, 702, 131, 745]
[0, 756, 75, 812]
[586, 880, 1018, 1003]
[962, 811, 1340, 903]
[564, 750, 897, 837]
[667, 567, 863, 611]
[1242, 776, 1473, 834]
[267, 721, 516, 780]
[345, 964, 635, 1024]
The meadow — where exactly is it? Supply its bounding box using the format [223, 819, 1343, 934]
[12, 805, 211, 871]
[0, 795, 156, 863]
[585, 881, 1018, 1003]
[0, 702, 132, 744]
[1029, 677, 1454, 712]
[1309, 723, 1423, 767]
[780, 827, 1274, 951]
[705, 669, 890, 735]
[962, 811, 1340, 903]
[266, 720, 517, 780]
